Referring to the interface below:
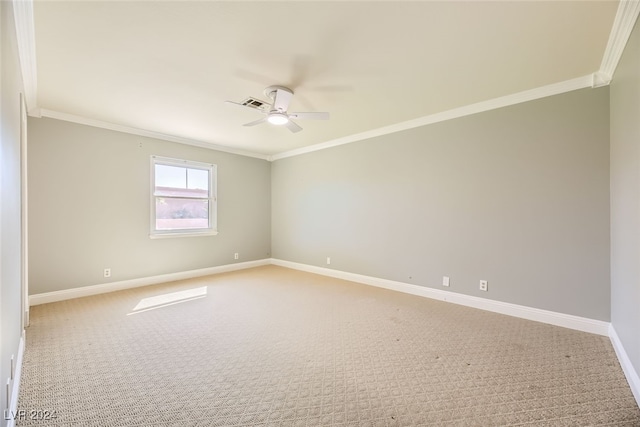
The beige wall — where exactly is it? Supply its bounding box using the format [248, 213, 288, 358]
[610, 18, 640, 376]
[13, 5, 640, 411]
[272, 87, 610, 321]
[18, 13, 640, 403]
[28, 118, 271, 294]
[1, 1, 26, 424]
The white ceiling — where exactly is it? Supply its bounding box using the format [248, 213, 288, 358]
[30, 1, 620, 158]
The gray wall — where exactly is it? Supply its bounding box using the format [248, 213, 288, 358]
[1, 1, 25, 425]
[610, 18, 640, 376]
[28, 118, 271, 294]
[272, 87, 611, 321]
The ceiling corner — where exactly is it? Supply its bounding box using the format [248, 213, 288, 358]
[592, 72, 612, 88]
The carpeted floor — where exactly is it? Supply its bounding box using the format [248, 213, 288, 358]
[16, 265, 640, 426]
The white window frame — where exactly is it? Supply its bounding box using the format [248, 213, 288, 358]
[150, 155, 217, 239]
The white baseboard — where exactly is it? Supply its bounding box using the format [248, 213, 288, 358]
[609, 324, 640, 407]
[21, 258, 638, 410]
[29, 259, 271, 306]
[272, 259, 636, 407]
[6, 331, 25, 427]
[30, 257, 609, 337]
[29, 257, 612, 336]
[270, 259, 610, 336]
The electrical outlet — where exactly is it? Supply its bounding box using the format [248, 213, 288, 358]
[103, 268, 111, 278]
[234, 253, 239, 260]
[326, 257, 331, 265]
[479, 280, 488, 291]
[443, 276, 450, 287]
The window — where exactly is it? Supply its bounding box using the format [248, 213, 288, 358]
[150, 156, 217, 238]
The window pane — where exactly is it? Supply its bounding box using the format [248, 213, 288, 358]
[155, 164, 186, 188]
[151, 156, 216, 236]
[155, 165, 208, 198]
[155, 197, 209, 230]
[187, 168, 209, 191]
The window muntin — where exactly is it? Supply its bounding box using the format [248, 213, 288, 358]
[151, 156, 217, 237]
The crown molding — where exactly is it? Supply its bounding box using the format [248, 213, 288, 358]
[262, 3, 640, 162]
[36, 74, 597, 164]
[19, 0, 634, 163]
[592, 71, 612, 88]
[36, 109, 271, 161]
[600, 0, 640, 79]
[271, 74, 595, 161]
[12, 0, 38, 114]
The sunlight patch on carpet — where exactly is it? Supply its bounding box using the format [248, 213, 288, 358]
[128, 286, 207, 315]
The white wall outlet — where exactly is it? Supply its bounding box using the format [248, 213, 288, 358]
[103, 268, 111, 278]
[443, 276, 450, 287]
[234, 253, 239, 260]
[479, 280, 488, 291]
[326, 257, 331, 265]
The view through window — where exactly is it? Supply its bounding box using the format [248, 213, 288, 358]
[151, 156, 217, 236]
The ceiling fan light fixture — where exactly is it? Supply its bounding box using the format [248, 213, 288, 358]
[229, 86, 329, 132]
[267, 113, 289, 126]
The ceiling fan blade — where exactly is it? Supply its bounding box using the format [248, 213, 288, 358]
[289, 112, 330, 120]
[234, 69, 274, 86]
[243, 117, 267, 127]
[225, 100, 249, 108]
[290, 54, 310, 89]
[284, 119, 303, 133]
[225, 100, 257, 112]
[272, 88, 293, 113]
[225, 100, 270, 113]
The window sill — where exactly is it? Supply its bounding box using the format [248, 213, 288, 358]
[149, 230, 218, 239]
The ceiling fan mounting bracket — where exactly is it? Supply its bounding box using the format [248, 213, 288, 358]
[264, 85, 293, 100]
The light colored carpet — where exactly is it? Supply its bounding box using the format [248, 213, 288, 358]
[16, 265, 640, 426]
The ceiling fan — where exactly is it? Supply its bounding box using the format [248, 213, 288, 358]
[226, 85, 329, 133]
